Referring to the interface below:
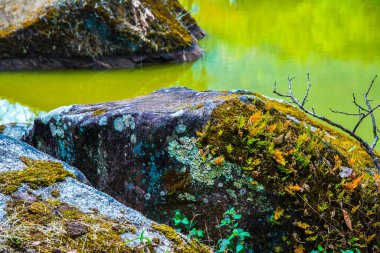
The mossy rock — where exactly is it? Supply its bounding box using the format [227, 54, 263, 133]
[0, 0, 204, 70]
[25, 87, 380, 252]
[0, 135, 211, 252]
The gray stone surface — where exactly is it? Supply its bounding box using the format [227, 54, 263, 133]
[25, 87, 280, 250]
[0, 134, 208, 252]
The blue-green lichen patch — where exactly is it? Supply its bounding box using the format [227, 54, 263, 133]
[167, 136, 272, 212]
[113, 115, 136, 132]
[198, 98, 380, 251]
[0, 157, 74, 195]
[168, 136, 240, 186]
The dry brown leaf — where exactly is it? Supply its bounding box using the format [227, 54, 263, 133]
[273, 149, 286, 166]
[342, 209, 353, 231]
[294, 244, 304, 253]
[344, 175, 364, 191]
[267, 123, 277, 133]
[285, 184, 302, 195]
[294, 221, 310, 230]
[367, 234, 376, 243]
[274, 206, 284, 221]
[214, 156, 225, 165]
[248, 111, 263, 126]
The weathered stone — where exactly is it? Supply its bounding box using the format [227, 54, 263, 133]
[25, 87, 380, 252]
[0, 135, 210, 252]
[0, 0, 204, 70]
[24, 87, 278, 250]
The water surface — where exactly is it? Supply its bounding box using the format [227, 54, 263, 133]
[1, 0, 379, 142]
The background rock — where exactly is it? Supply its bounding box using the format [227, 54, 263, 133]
[0, 0, 204, 70]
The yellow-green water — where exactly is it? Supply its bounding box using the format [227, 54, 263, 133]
[0, 0, 380, 141]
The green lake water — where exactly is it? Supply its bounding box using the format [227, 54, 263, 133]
[1, 0, 380, 142]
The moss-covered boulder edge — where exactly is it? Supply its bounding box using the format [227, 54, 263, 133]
[0, 0, 204, 70]
[0, 135, 211, 252]
[25, 88, 380, 252]
[198, 94, 380, 252]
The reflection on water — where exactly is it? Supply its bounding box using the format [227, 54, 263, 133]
[0, 0, 379, 142]
[0, 63, 202, 110]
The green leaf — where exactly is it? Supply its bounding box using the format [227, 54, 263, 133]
[226, 144, 233, 154]
[182, 217, 190, 225]
[173, 219, 181, 226]
[175, 211, 182, 219]
[224, 208, 235, 215]
[236, 244, 244, 252]
[233, 214, 242, 220]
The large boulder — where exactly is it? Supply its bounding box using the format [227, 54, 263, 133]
[0, 134, 210, 252]
[0, 0, 204, 70]
[25, 87, 380, 251]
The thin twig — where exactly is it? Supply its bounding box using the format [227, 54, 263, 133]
[274, 74, 380, 171]
[329, 109, 363, 116]
[301, 73, 312, 107]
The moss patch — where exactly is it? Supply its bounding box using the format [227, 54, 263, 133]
[163, 170, 192, 195]
[152, 224, 211, 253]
[0, 157, 74, 195]
[2, 196, 136, 252]
[198, 98, 380, 251]
[92, 108, 108, 116]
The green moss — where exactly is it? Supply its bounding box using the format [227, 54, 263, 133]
[198, 97, 380, 251]
[2, 196, 210, 252]
[51, 189, 61, 198]
[3, 197, 135, 252]
[253, 93, 374, 168]
[152, 224, 211, 253]
[0, 157, 74, 195]
[92, 108, 108, 116]
[163, 170, 192, 195]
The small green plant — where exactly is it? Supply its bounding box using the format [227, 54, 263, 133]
[216, 208, 251, 253]
[125, 230, 153, 252]
[172, 208, 251, 252]
[311, 245, 362, 253]
[172, 210, 204, 241]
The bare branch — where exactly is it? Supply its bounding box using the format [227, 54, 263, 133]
[329, 108, 363, 116]
[301, 73, 312, 107]
[352, 104, 380, 133]
[363, 76, 379, 150]
[352, 93, 368, 112]
[365, 75, 377, 97]
[273, 74, 380, 171]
